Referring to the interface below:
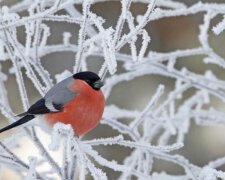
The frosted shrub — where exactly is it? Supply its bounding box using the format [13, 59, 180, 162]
[0, 0, 225, 179]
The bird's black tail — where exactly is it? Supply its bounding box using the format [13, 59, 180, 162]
[0, 115, 35, 133]
[17, 112, 28, 117]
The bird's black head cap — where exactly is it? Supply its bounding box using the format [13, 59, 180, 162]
[73, 71, 103, 90]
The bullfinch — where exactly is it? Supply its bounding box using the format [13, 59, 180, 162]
[0, 71, 105, 136]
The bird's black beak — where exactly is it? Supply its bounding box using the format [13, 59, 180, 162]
[93, 79, 104, 89]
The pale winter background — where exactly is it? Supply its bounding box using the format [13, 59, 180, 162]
[0, 0, 225, 179]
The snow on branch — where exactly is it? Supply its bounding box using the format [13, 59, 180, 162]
[0, 0, 225, 179]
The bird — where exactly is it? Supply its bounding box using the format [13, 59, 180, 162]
[0, 71, 105, 136]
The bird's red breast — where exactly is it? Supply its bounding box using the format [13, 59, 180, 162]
[44, 80, 105, 135]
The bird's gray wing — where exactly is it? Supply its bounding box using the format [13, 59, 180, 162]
[45, 88, 76, 112]
[24, 76, 77, 115]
